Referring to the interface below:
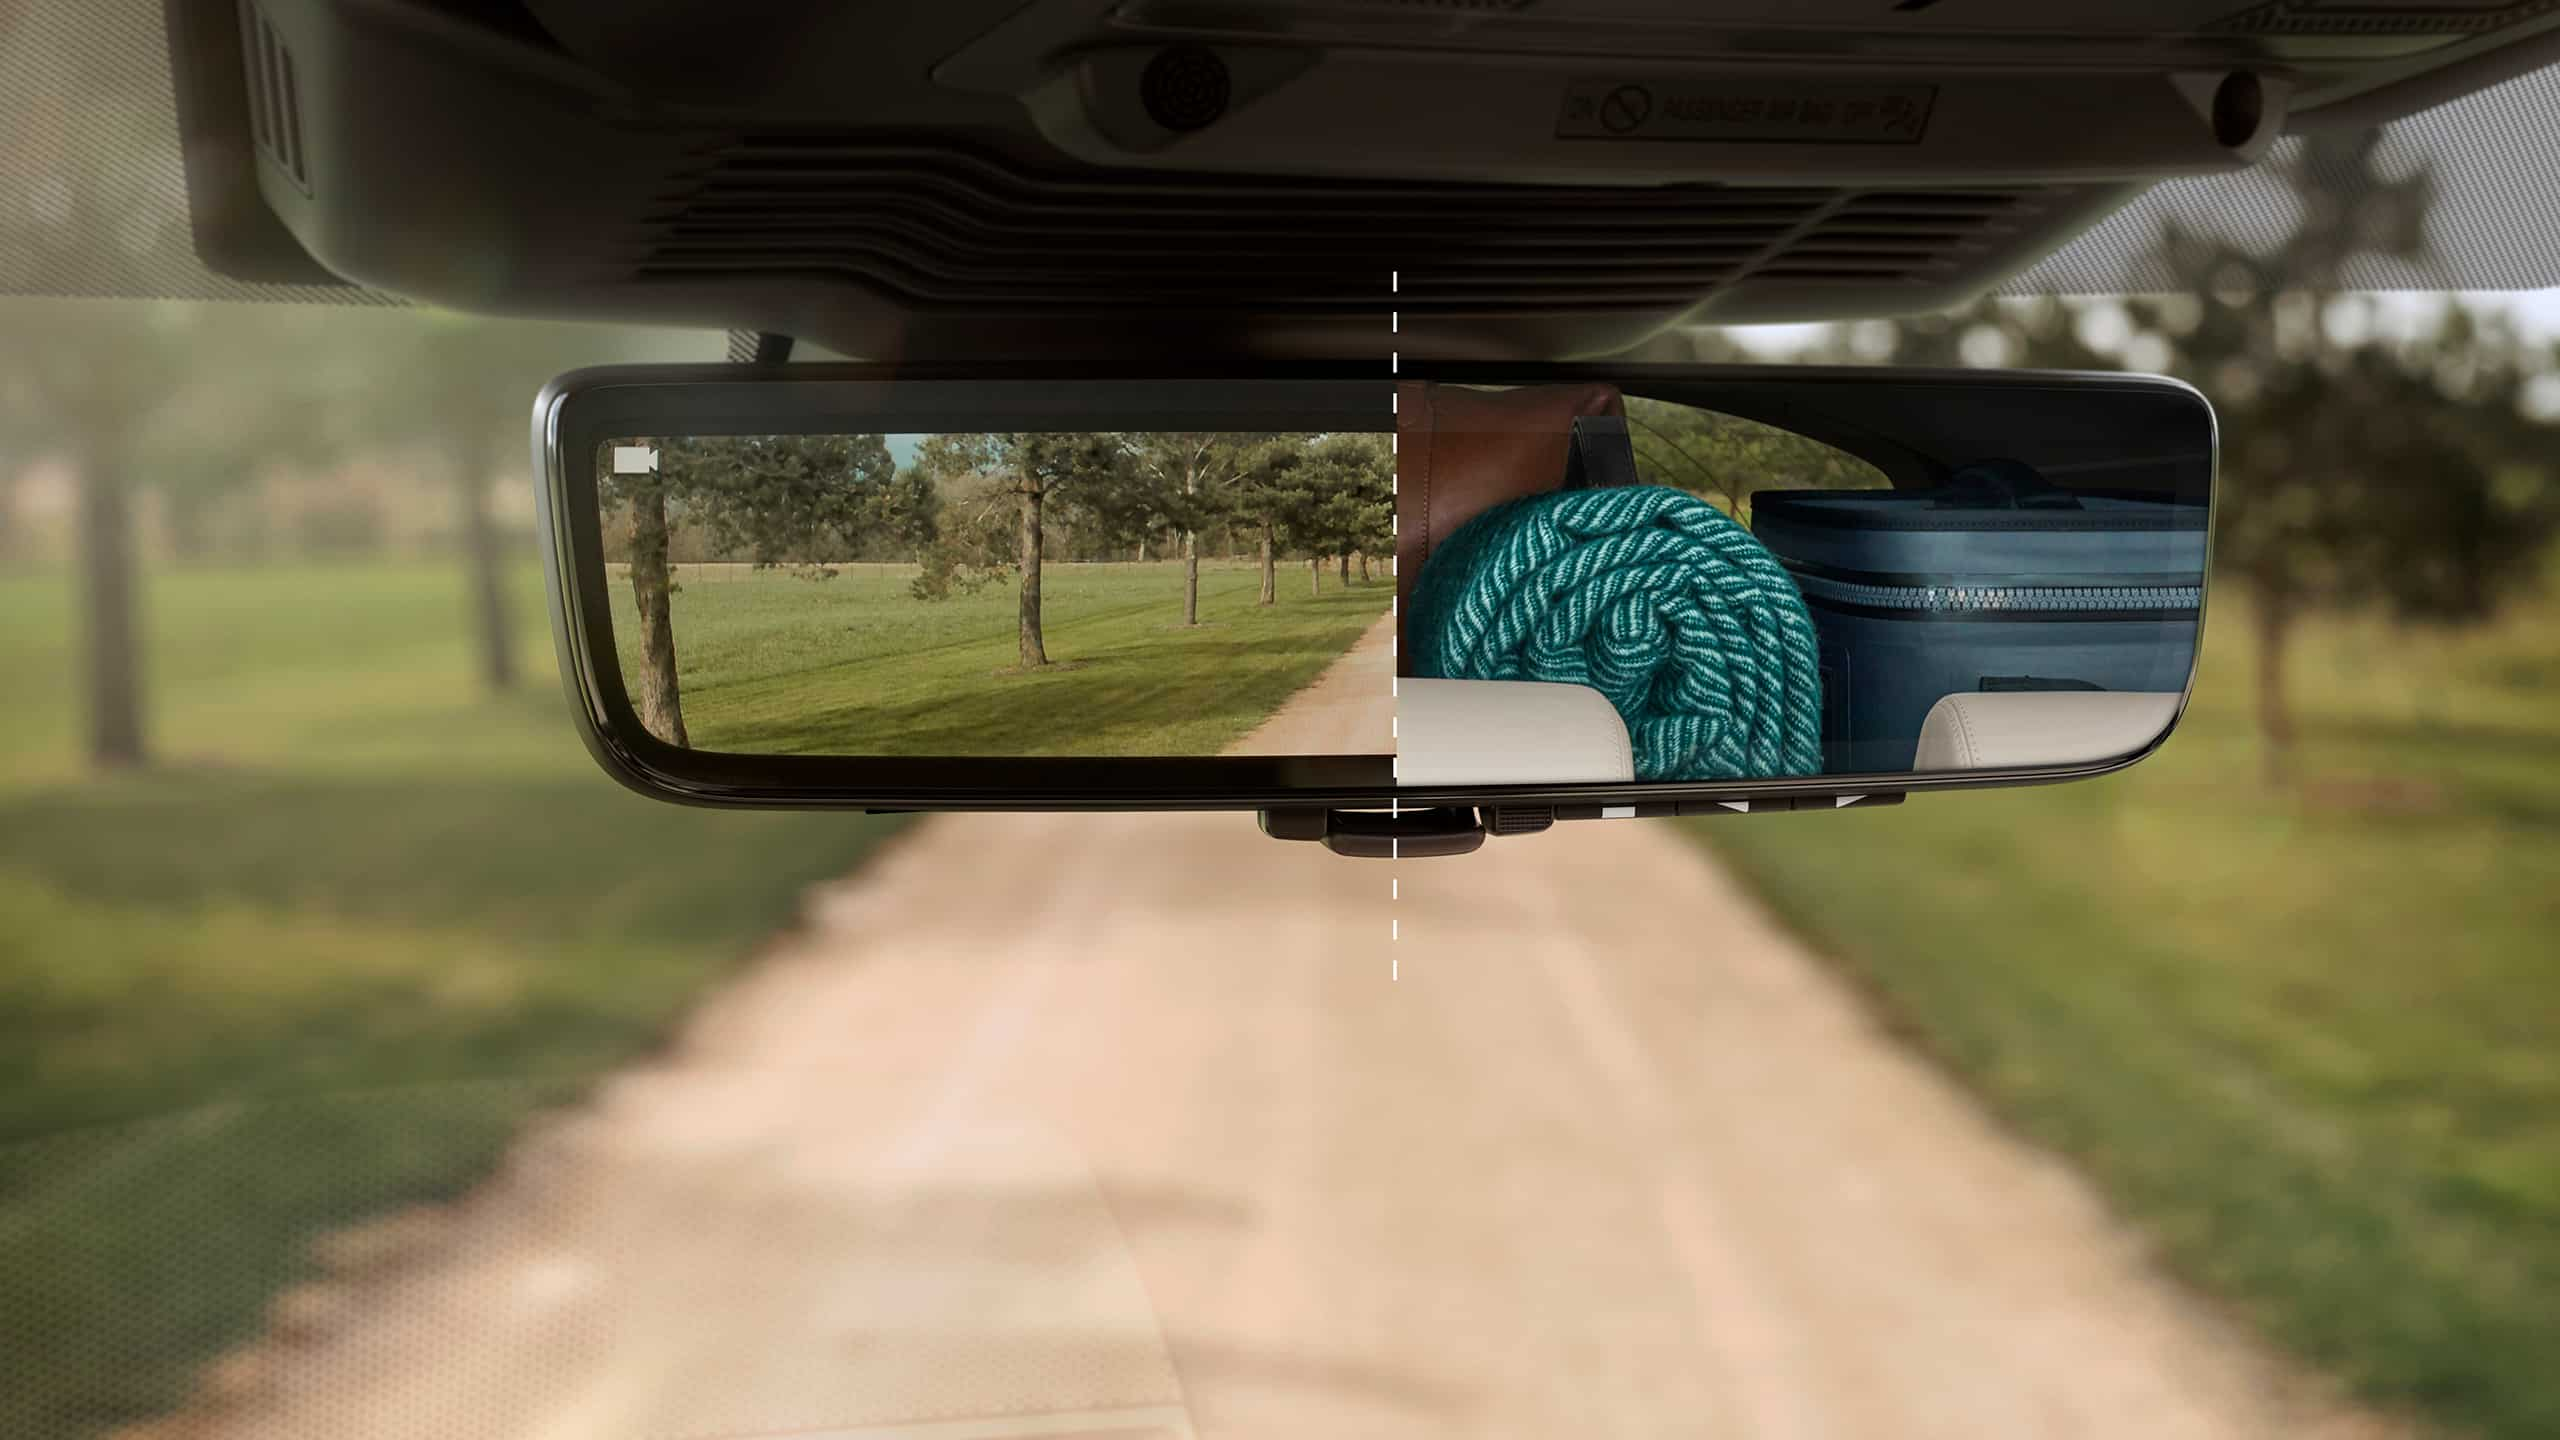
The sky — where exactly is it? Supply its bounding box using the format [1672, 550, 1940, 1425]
[1713, 288, 2560, 357]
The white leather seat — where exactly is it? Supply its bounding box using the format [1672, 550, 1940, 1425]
[1397, 679, 1635, 785]
[1913, 691, 2182, 771]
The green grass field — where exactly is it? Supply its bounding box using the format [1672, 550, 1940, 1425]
[0, 561, 907, 1439]
[610, 560, 1390, 755]
[10, 551, 2553, 1439]
[1699, 582, 2560, 1439]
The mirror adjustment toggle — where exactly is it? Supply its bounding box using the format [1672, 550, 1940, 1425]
[1671, 793, 1904, 815]
[1260, 807, 1486, 858]
[1261, 793, 1903, 854]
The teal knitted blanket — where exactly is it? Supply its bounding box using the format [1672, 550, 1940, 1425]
[1409, 485, 1825, 781]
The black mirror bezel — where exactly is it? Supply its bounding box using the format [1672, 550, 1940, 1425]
[533, 360, 2215, 812]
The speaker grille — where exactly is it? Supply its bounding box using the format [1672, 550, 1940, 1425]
[634, 137, 2066, 316]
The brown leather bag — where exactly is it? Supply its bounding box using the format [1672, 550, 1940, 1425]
[1394, 380, 1625, 667]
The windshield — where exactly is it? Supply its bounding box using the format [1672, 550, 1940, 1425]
[7, 19, 2560, 1440]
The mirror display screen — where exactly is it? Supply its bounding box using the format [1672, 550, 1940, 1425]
[563, 371, 2212, 796]
[594, 431, 1396, 759]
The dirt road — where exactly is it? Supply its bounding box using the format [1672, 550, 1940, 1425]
[1220, 610, 1396, 757]
[154, 811, 2398, 1440]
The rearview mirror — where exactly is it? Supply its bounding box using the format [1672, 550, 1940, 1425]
[533, 363, 2213, 853]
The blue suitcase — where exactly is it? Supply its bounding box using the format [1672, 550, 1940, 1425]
[1750, 463, 2207, 773]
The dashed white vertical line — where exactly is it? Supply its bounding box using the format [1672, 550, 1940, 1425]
[1389, 270, 1400, 975]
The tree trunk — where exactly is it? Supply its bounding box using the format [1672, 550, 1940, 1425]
[1338, 553, 1351, 587]
[457, 453, 517, 694]
[164, 487, 216, 565]
[1018, 483, 1048, 667]
[1357, 550, 1370, 585]
[1182, 530, 1200, 627]
[1309, 555, 1321, 596]
[625, 485, 688, 746]
[1180, 461, 1199, 625]
[76, 454, 147, 770]
[2253, 580, 2294, 785]
[1258, 525, 1276, 606]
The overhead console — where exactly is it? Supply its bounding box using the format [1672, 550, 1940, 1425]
[169, 0, 2560, 358]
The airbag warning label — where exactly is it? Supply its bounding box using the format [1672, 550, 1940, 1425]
[1556, 80, 1935, 144]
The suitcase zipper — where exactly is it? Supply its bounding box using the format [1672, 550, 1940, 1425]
[1787, 570, 2203, 617]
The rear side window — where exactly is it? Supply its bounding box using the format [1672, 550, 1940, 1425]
[1624, 396, 1888, 520]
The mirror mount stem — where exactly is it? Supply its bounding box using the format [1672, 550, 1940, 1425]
[1261, 806, 1488, 859]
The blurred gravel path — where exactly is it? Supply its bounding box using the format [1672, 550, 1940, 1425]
[152, 811, 2401, 1440]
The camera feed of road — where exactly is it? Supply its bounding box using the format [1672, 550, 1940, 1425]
[597, 431, 1395, 757]
[1391, 388, 2206, 786]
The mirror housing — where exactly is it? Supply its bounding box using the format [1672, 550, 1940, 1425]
[533, 361, 2214, 838]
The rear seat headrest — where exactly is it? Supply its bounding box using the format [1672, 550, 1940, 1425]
[1396, 678, 1635, 786]
[1915, 691, 2182, 770]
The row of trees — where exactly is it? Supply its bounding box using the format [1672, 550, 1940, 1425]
[910, 430, 1392, 663]
[1, 11, 714, 768]
[1691, 130, 2560, 782]
[602, 429, 1392, 743]
[11, 0, 2548, 783]
[0, 300, 670, 768]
